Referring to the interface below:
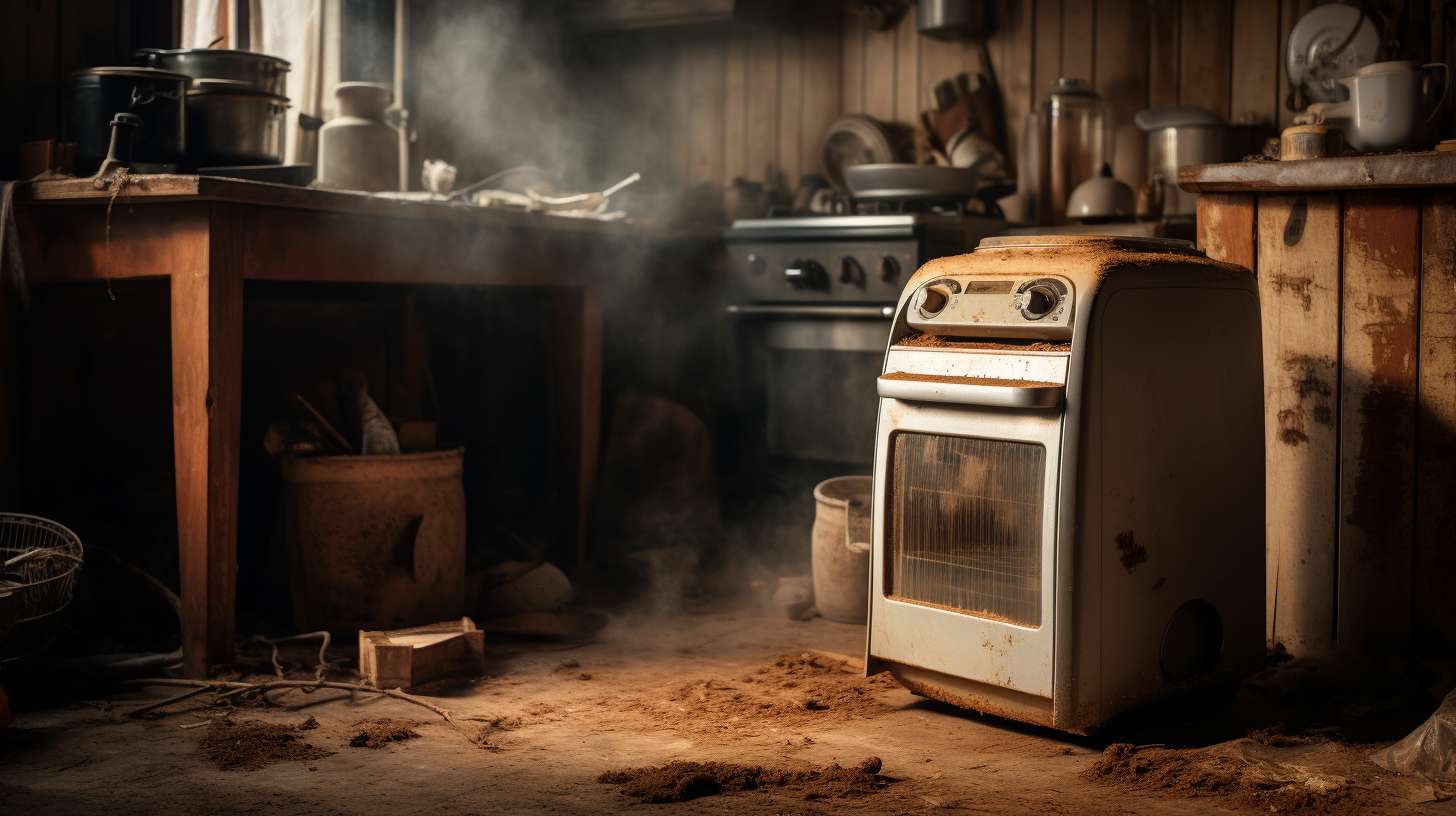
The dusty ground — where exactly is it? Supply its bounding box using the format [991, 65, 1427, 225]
[1, 609, 1452, 815]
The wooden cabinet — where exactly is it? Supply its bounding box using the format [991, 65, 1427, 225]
[1183, 153, 1456, 660]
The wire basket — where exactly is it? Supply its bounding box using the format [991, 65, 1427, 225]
[0, 513, 85, 626]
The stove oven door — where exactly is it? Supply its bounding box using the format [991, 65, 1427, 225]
[868, 364, 1065, 702]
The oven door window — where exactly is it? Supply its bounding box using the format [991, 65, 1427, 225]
[887, 433, 1045, 627]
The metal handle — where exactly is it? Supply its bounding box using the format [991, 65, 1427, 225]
[877, 374, 1063, 409]
[725, 304, 895, 319]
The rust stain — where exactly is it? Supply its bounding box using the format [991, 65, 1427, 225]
[897, 676, 1054, 729]
[1115, 530, 1147, 573]
[1346, 293, 1416, 555]
[1268, 274, 1314, 312]
[1277, 354, 1336, 445]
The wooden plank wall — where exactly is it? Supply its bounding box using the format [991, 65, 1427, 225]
[600, 0, 1455, 208]
[615, 0, 1312, 203]
[0, 0, 176, 179]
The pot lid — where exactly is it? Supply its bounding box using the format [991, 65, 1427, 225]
[1049, 77, 1097, 97]
[1134, 106, 1225, 131]
[136, 47, 291, 67]
[73, 66, 191, 82]
[187, 78, 289, 101]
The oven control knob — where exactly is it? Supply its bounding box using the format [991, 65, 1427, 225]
[1021, 282, 1061, 320]
[746, 253, 766, 276]
[881, 256, 901, 282]
[841, 256, 866, 287]
[785, 259, 829, 290]
[918, 284, 951, 317]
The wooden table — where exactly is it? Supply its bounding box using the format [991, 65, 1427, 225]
[1181, 152, 1456, 660]
[12, 175, 634, 676]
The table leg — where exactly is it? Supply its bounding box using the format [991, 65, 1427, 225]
[554, 286, 603, 573]
[171, 262, 242, 678]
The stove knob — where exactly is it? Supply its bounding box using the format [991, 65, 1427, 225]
[746, 253, 766, 276]
[840, 256, 866, 287]
[881, 256, 902, 282]
[785, 259, 829, 290]
[918, 284, 951, 317]
[1021, 282, 1061, 320]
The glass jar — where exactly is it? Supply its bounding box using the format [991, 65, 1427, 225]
[1038, 78, 1111, 224]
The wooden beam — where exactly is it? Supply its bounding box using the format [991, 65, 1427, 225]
[1337, 193, 1420, 654]
[1257, 193, 1340, 658]
[1415, 192, 1456, 650]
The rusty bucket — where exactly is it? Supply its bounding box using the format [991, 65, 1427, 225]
[282, 448, 466, 634]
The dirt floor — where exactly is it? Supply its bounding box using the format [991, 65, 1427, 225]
[2, 608, 1453, 815]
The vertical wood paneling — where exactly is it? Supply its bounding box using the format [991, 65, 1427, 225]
[1416, 193, 1456, 649]
[1032, 0, 1063, 102]
[894, 3, 921, 126]
[991, 0, 1034, 177]
[1230, 0, 1280, 125]
[1258, 194, 1340, 658]
[1338, 194, 1420, 654]
[1148, 0, 1180, 109]
[841, 6, 866, 114]
[863, 16, 897, 122]
[1095, 0, 1149, 184]
[687, 35, 726, 186]
[745, 32, 779, 185]
[1179, 0, 1232, 117]
[1061, 0, 1095, 82]
[777, 29, 804, 186]
[801, 22, 842, 181]
[722, 30, 749, 186]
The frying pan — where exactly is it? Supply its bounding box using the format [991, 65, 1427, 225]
[842, 163, 981, 202]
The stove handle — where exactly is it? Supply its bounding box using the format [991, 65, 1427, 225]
[877, 374, 1064, 409]
[725, 304, 895, 319]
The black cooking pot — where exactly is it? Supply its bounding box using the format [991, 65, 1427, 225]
[68, 67, 190, 173]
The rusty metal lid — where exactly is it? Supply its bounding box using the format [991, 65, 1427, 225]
[976, 235, 1198, 254]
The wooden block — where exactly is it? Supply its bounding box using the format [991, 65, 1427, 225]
[1338, 194, 1420, 653]
[359, 617, 485, 691]
[1416, 193, 1456, 649]
[1197, 194, 1256, 270]
[1257, 194, 1340, 657]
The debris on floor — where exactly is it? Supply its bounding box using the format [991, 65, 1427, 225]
[598, 756, 889, 803]
[633, 652, 897, 738]
[1083, 737, 1404, 813]
[197, 718, 333, 771]
[358, 617, 486, 691]
[348, 719, 421, 749]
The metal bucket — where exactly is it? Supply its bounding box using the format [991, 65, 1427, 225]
[282, 449, 466, 634]
[812, 476, 872, 623]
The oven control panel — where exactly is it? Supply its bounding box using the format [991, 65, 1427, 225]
[906, 275, 1074, 339]
[727, 241, 920, 303]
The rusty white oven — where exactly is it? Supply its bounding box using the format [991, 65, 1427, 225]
[867, 236, 1267, 733]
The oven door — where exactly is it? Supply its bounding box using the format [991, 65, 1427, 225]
[868, 371, 1065, 699]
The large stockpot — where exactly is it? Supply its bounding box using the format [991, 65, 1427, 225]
[67, 67, 190, 173]
[1134, 107, 1231, 217]
[186, 79, 288, 166]
[136, 48, 290, 97]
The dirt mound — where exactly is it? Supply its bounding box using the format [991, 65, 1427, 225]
[1084, 740, 1392, 814]
[348, 719, 421, 749]
[598, 756, 889, 803]
[198, 718, 332, 771]
[633, 653, 897, 738]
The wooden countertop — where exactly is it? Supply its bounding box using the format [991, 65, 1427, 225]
[21, 174, 716, 242]
[1179, 151, 1456, 193]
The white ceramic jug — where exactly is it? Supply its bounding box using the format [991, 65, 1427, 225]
[1321, 60, 1449, 152]
[317, 82, 400, 192]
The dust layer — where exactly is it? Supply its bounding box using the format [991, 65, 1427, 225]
[348, 719, 421, 749]
[598, 756, 888, 803]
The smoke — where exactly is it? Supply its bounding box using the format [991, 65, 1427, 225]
[408, 0, 626, 192]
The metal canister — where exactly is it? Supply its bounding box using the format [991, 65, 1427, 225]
[67, 67, 190, 173]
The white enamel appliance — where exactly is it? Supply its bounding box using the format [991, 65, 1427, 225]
[866, 235, 1265, 733]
